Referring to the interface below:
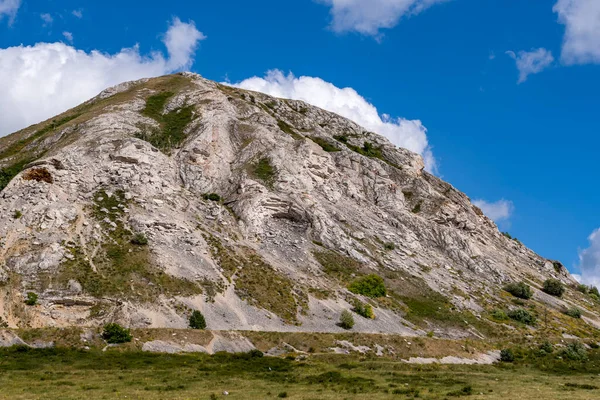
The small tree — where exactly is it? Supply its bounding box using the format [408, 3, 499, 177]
[504, 281, 533, 299]
[543, 279, 565, 297]
[189, 310, 207, 330]
[24, 292, 38, 306]
[500, 349, 515, 362]
[339, 310, 355, 330]
[102, 323, 133, 344]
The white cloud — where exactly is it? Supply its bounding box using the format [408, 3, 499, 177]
[577, 228, 600, 288]
[473, 199, 514, 222]
[0, 0, 20, 24]
[72, 9, 83, 19]
[162, 17, 206, 71]
[319, 0, 449, 36]
[554, 0, 600, 65]
[506, 48, 554, 83]
[40, 13, 53, 26]
[231, 70, 436, 172]
[0, 17, 205, 137]
[62, 31, 74, 43]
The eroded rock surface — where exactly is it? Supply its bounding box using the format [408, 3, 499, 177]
[0, 73, 593, 338]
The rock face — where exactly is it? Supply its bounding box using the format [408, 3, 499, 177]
[0, 73, 593, 337]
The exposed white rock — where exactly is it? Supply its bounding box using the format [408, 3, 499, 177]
[0, 73, 591, 338]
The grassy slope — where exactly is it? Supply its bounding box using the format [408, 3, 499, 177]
[1, 346, 599, 399]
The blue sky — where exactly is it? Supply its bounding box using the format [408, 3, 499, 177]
[1, 0, 599, 283]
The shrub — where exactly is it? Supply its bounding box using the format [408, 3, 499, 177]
[102, 323, 132, 344]
[352, 300, 375, 319]
[339, 310, 355, 330]
[248, 349, 264, 358]
[504, 281, 533, 299]
[384, 242, 396, 251]
[277, 392, 288, 398]
[507, 308, 536, 325]
[577, 284, 589, 294]
[491, 309, 508, 321]
[500, 349, 515, 362]
[13, 210, 22, 219]
[539, 341, 554, 354]
[564, 307, 582, 319]
[447, 385, 473, 397]
[130, 233, 148, 246]
[561, 342, 588, 361]
[543, 279, 565, 297]
[189, 310, 207, 330]
[591, 286, 600, 297]
[348, 274, 386, 298]
[202, 193, 221, 202]
[24, 292, 38, 306]
[22, 167, 53, 184]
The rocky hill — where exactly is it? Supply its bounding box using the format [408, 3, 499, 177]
[0, 73, 597, 340]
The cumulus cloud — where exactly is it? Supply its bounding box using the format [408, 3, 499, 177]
[231, 70, 436, 172]
[577, 228, 600, 288]
[554, 0, 600, 65]
[0, 17, 205, 137]
[72, 9, 83, 19]
[0, 0, 21, 24]
[506, 48, 554, 83]
[162, 17, 206, 71]
[472, 199, 514, 222]
[62, 31, 74, 43]
[319, 0, 449, 36]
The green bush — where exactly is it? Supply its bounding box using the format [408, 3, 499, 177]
[539, 341, 554, 354]
[543, 279, 565, 297]
[491, 309, 508, 321]
[577, 284, 589, 294]
[248, 349, 264, 358]
[347, 274, 386, 298]
[189, 310, 207, 330]
[130, 233, 148, 246]
[561, 342, 588, 361]
[564, 307, 582, 319]
[13, 210, 22, 219]
[202, 193, 221, 202]
[101, 323, 132, 344]
[339, 310, 355, 330]
[504, 281, 533, 299]
[24, 292, 38, 306]
[277, 392, 288, 398]
[591, 286, 600, 297]
[384, 242, 396, 251]
[500, 349, 515, 362]
[352, 300, 375, 319]
[507, 308, 536, 325]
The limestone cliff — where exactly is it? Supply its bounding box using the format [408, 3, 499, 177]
[0, 73, 595, 339]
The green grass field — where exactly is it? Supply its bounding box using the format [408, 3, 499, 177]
[1, 346, 600, 400]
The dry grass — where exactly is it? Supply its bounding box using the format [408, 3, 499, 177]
[1, 344, 599, 400]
